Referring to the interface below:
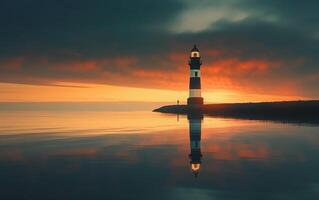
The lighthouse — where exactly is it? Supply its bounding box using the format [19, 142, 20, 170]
[187, 45, 204, 105]
[188, 113, 203, 177]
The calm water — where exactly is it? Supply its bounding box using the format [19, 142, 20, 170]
[1, 110, 319, 199]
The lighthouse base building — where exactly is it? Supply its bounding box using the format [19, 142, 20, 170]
[187, 97, 204, 105]
[187, 45, 204, 105]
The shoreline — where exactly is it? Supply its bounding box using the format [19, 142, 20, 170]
[153, 100, 319, 124]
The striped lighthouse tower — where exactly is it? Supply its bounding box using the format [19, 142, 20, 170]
[187, 45, 204, 105]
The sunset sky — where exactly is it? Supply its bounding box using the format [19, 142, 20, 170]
[1, 0, 318, 103]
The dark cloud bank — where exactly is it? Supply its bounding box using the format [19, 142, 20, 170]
[0, 0, 319, 97]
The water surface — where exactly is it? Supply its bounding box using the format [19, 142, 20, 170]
[1, 110, 319, 199]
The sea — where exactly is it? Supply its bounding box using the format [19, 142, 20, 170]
[0, 103, 319, 199]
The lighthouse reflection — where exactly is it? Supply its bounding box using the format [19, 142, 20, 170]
[187, 113, 203, 177]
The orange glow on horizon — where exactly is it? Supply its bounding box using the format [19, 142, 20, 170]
[0, 82, 307, 103]
[0, 51, 312, 101]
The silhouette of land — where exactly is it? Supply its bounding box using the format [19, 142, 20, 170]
[153, 100, 319, 125]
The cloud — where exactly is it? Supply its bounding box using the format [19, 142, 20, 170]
[169, 0, 252, 33]
[1, 0, 319, 98]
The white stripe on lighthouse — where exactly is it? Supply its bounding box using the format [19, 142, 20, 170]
[190, 70, 200, 77]
[189, 89, 201, 97]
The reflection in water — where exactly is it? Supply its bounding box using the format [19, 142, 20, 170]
[188, 113, 203, 177]
[1, 110, 319, 199]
